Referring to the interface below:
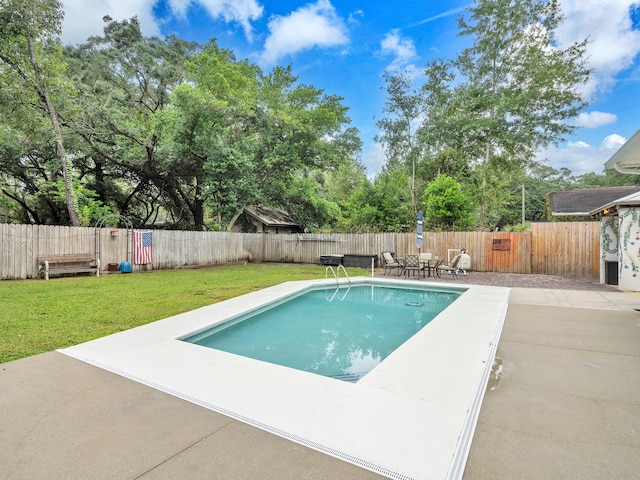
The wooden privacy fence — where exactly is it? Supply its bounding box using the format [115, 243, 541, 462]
[0, 222, 600, 280]
[530, 222, 600, 277]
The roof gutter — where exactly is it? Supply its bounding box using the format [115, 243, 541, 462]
[611, 163, 640, 174]
[605, 129, 640, 174]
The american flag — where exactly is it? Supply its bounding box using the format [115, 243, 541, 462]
[134, 231, 153, 264]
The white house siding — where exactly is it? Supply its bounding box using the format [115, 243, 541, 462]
[618, 207, 640, 291]
[600, 217, 619, 284]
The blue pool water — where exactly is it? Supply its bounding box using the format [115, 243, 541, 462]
[184, 284, 462, 382]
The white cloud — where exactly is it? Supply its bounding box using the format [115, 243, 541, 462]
[601, 133, 627, 149]
[574, 111, 618, 128]
[60, 0, 161, 45]
[537, 133, 627, 174]
[261, 0, 348, 65]
[167, 0, 191, 18]
[348, 9, 364, 24]
[194, 0, 263, 40]
[557, 0, 640, 97]
[60, 0, 263, 45]
[380, 29, 418, 71]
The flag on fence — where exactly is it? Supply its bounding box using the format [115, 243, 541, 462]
[134, 231, 153, 264]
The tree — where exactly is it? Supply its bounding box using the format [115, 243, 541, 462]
[523, 162, 574, 222]
[0, 0, 80, 225]
[159, 39, 259, 229]
[279, 173, 342, 232]
[574, 169, 640, 189]
[335, 169, 413, 232]
[423, 174, 474, 230]
[414, 59, 466, 176]
[249, 66, 361, 229]
[375, 0, 591, 230]
[166, 57, 361, 230]
[64, 17, 197, 227]
[455, 0, 590, 224]
[375, 71, 423, 214]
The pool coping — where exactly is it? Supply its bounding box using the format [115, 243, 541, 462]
[60, 277, 510, 480]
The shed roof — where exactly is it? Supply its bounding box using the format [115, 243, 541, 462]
[243, 205, 299, 227]
[549, 186, 640, 216]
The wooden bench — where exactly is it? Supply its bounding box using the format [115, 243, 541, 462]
[38, 254, 100, 280]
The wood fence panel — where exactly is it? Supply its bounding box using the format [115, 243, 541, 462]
[484, 232, 532, 274]
[531, 222, 599, 276]
[2, 224, 18, 279]
[373, 233, 400, 262]
[18, 224, 30, 280]
[468, 233, 488, 272]
[457, 232, 485, 272]
[533, 222, 558, 275]
[580, 222, 600, 276]
[5, 224, 17, 279]
[0, 224, 7, 279]
[581, 222, 600, 276]
[532, 223, 551, 275]
[240, 233, 263, 262]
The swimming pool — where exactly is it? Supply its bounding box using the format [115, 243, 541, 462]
[60, 277, 509, 480]
[184, 284, 461, 382]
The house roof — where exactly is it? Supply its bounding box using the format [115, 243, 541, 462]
[590, 191, 640, 216]
[243, 205, 299, 227]
[605, 129, 640, 174]
[549, 186, 640, 216]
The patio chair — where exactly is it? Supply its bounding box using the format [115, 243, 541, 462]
[436, 254, 462, 280]
[381, 251, 402, 276]
[403, 254, 422, 278]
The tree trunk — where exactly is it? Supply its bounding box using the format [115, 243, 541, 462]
[480, 142, 490, 227]
[226, 209, 244, 232]
[27, 38, 80, 226]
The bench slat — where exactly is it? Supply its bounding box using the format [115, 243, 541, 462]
[38, 254, 94, 262]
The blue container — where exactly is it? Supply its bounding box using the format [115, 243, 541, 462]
[119, 261, 132, 273]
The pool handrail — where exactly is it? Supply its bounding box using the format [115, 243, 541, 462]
[325, 264, 350, 285]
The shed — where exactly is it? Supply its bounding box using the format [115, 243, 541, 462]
[549, 186, 640, 217]
[232, 205, 302, 234]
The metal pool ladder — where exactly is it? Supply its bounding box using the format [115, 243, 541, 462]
[325, 265, 351, 302]
[325, 264, 350, 285]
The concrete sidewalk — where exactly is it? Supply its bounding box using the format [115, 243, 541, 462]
[1, 279, 639, 480]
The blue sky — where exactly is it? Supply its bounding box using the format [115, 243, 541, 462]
[60, 0, 640, 177]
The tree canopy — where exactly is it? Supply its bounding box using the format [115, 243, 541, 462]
[0, 9, 361, 230]
[0, 0, 631, 233]
[376, 0, 592, 230]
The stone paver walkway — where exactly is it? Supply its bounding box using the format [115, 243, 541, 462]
[376, 270, 617, 291]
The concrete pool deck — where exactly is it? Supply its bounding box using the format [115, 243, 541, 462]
[2, 274, 640, 479]
[56, 278, 510, 480]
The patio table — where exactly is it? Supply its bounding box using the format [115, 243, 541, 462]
[423, 258, 444, 278]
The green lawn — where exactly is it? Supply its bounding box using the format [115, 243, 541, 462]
[0, 263, 368, 364]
